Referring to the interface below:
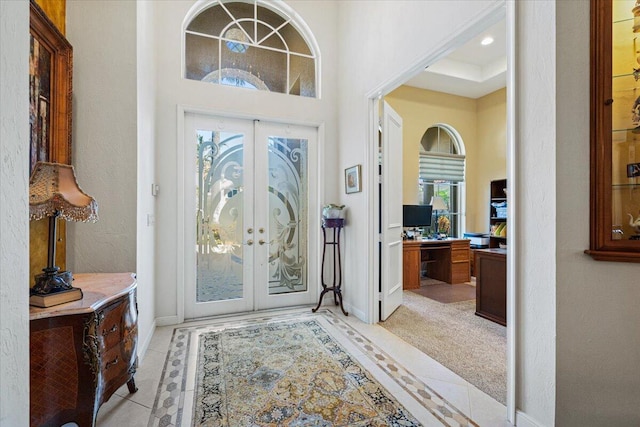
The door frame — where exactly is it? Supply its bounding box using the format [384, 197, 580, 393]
[176, 105, 325, 322]
[365, 0, 516, 422]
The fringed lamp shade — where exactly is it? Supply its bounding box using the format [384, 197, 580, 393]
[29, 162, 98, 298]
[29, 162, 98, 223]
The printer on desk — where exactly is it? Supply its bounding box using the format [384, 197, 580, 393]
[464, 232, 489, 249]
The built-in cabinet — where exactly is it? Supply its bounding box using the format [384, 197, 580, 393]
[587, 0, 640, 262]
[489, 179, 507, 249]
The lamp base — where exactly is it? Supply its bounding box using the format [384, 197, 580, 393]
[32, 267, 73, 295]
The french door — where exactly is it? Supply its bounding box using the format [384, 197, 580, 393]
[183, 113, 318, 318]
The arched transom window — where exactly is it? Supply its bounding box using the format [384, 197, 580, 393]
[184, 1, 318, 98]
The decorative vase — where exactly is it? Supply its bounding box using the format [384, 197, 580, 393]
[322, 204, 345, 219]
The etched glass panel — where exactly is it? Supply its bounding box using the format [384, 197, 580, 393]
[196, 129, 244, 302]
[267, 136, 308, 294]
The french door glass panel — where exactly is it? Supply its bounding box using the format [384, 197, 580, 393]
[254, 121, 317, 311]
[266, 135, 308, 295]
[185, 114, 316, 318]
[197, 128, 246, 302]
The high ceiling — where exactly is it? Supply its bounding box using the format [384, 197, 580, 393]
[404, 19, 506, 99]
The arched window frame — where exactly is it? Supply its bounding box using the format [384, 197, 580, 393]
[182, 0, 321, 98]
[419, 123, 467, 238]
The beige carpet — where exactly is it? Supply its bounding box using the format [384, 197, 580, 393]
[381, 291, 507, 404]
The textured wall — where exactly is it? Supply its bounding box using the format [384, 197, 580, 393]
[65, 0, 137, 276]
[555, 1, 640, 424]
[135, 0, 158, 354]
[0, 1, 30, 425]
[515, 2, 557, 424]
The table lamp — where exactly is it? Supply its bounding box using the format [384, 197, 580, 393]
[29, 162, 98, 297]
[429, 195, 447, 236]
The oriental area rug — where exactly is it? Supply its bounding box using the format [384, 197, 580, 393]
[148, 311, 480, 427]
[193, 320, 417, 426]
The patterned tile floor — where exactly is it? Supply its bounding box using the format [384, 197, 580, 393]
[93, 307, 511, 427]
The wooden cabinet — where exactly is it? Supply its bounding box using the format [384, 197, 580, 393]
[489, 179, 507, 249]
[30, 273, 138, 427]
[586, 0, 640, 262]
[475, 249, 506, 326]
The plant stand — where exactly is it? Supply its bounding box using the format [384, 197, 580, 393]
[312, 218, 348, 316]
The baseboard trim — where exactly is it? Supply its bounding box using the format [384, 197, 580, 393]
[342, 301, 367, 322]
[137, 319, 157, 363]
[156, 315, 180, 327]
[516, 410, 543, 427]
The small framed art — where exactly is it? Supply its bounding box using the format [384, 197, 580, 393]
[345, 165, 361, 194]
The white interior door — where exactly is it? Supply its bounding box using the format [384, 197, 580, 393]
[183, 113, 317, 319]
[380, 101, 404, 320]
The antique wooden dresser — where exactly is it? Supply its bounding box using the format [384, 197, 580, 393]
[29, 273, 138, 427]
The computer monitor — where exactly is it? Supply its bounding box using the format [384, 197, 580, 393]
[403, 204, 433, 228]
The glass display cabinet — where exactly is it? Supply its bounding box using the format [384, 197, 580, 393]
[587, 0, 640, 262]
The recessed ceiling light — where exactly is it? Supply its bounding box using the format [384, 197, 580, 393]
[481, 36, 494, 46]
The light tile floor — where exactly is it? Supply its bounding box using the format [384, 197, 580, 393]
[92, 307, 512, 427]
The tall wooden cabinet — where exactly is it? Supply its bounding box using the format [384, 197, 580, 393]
[30, 273, 138, 427]
[489, 179, 507, 248]
[586, 0, 640, 262]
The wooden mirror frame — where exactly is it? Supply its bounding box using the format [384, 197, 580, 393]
[29, 0, 73, 283]
[586, 0, 640, 262]
[30, 0, 72, 167]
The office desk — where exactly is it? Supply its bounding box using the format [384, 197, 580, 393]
[402, 239, 471, 289]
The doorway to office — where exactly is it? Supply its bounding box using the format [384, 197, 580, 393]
[369, 1, 516, 421]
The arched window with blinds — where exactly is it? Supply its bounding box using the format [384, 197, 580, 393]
[418, 124, 466, 237]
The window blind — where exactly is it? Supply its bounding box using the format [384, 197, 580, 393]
[419, 152, 465, 182]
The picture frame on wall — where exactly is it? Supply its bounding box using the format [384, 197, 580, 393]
[345, 164, 361, 194]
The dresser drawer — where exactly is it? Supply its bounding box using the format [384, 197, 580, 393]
[101, 346, 128, 385]
[99, 301, 127, 350]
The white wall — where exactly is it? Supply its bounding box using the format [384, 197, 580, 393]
[336, 0, 554, 424]
[66, 1, 137, 274]
[150, 0, 339, 323]
[66, 1, 155, 347]
[335, 0, 501, 316]
[0, 1, 30, 425]
[556, 1, 640, 425]
[516, 2, 556, 425]
[136, 0, 158, 356]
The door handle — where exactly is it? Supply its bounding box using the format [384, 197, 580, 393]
[259, 239, 266, 245]
[247, 228, 253, 234]
[258, 228, 265, 234]
[247, 239, 254, 246]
